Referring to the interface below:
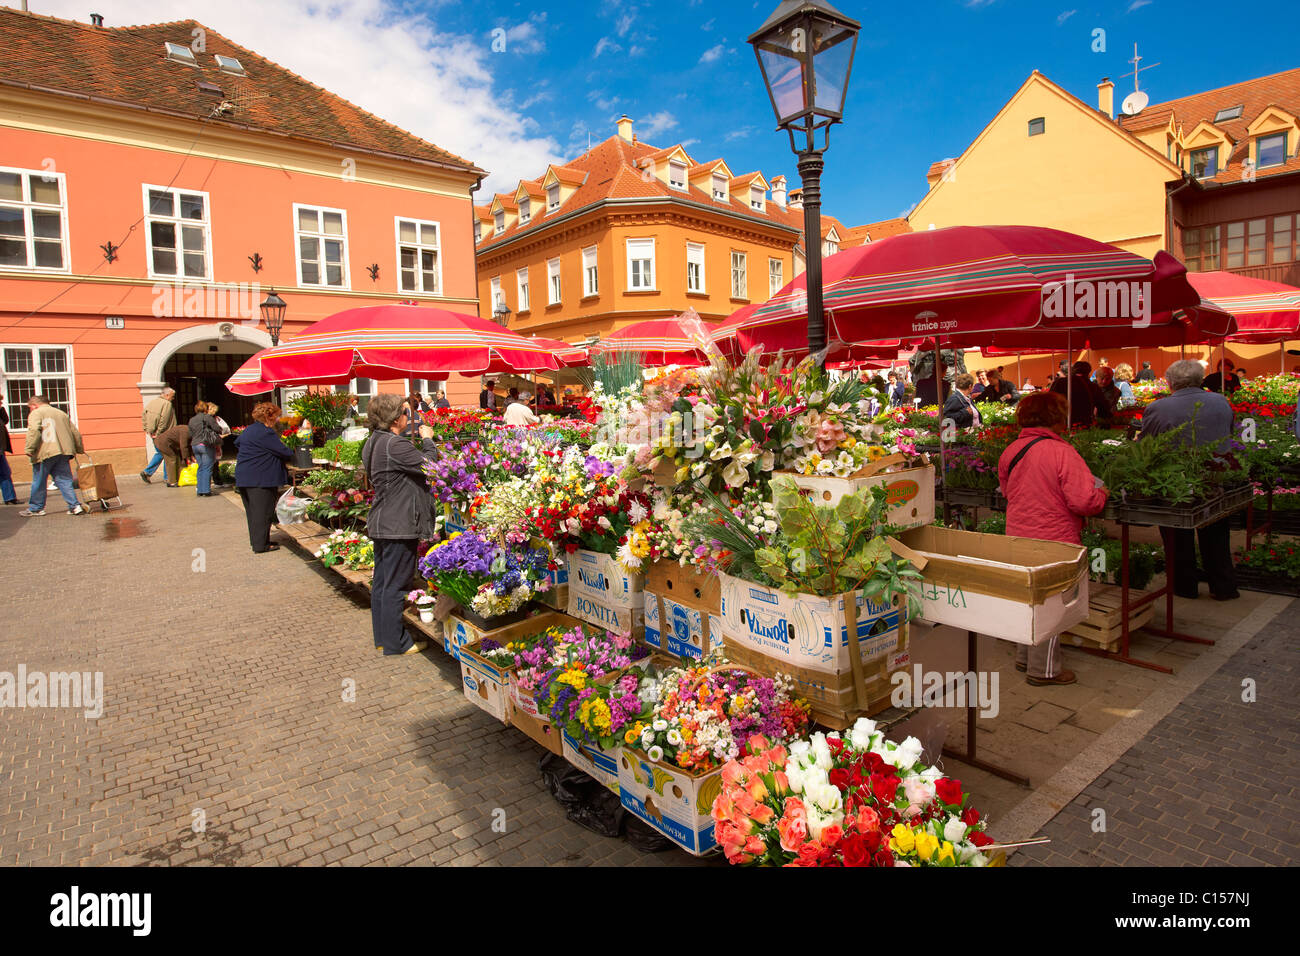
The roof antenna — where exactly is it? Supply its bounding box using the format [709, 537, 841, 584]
[1120, 43, 1159, 115]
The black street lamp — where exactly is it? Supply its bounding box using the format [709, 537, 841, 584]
[493, 302, 513, 328]
[749, 0, 859, 366]
[260, 289, 287, 346]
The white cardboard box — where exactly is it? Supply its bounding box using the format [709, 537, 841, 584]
[787, 464, 936, 530]
[718, 573, 907, 675]
[617, 748, 720, 855]
[561, 729, 619, 793]
[565, 549, 643, 608]
[567, 587, 645, 636]
[645, 593, 724, 660]
[459, 650, 513, 723]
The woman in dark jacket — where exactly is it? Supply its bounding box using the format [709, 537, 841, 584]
[233, 402, 292, 553]
[188, 401, 223, 497]
[0, 401, 18, 504]
[941, 373, 982, 429]
[363, 393, 435, 656]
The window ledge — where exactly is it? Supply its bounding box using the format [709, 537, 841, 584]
[685, 291, 709, 299]
[624, 289, 660, 295]
[730, 296, 750, 304]
[581, 294, 600, 302]
[546, 302, 563, 310]
[516, 309, 530, 317]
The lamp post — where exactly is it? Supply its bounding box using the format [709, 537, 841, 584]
[749, 0, 859, 367]
[492, 302, 512, 328]
[260, 289, 287, 346]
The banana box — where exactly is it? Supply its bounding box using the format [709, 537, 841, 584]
[561, 729, 619, 794]
[458, 642, 513, 724]
[565, 549, 644, 608]
[567, 587, 645, 639]
[644, 594, 724, 660]
[617, 748, 721, 855]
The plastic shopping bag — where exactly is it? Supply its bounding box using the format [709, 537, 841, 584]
[275, 488, 310, 525]
[178, 462, 198, 487]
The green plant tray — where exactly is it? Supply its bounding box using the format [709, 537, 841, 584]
[1105, 483, 1254, 529]
[1233, 566, 1300, 597]
[938, 485, 1006, 510]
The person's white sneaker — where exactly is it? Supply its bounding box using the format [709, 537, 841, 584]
[19, 508, 45, 517]
[68, 504, 85, 515]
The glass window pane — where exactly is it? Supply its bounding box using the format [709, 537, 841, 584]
[299, 236, 318, 262]
[31, 210, 61, 239]
[324, 240, 342, 264]
[33, 240, 63, 269]
[150, 221, 176, 251]
[181, 225, 205, 252]
[322, 212, 343, 235]
[420, 223, 437, 245]
[298, 207, 318, 232]
[39, 349, 66, 373]
[0, 207, 25, 237]
[0, 172, 20, 201]
[400, 269, 416, 291]
[421, 250, 436, 271]
[0, 236, 24, 266]
[183, 252, 206, 277]
[179, 194, 205, 219]
[301, 261, 319, 284]
[326, 264, 342, 286]
[1259, 134, 1286, 167]
[28, 176, 60, 205]
[1227, 222, 1243, 238]
[400, 247, 415, 269]
[6, 348, 33, 373]
[399, 220, 417, 243]
[149, 189, 175, 217]
[152, 249, 177, 274]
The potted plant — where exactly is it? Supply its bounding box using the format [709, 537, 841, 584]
[407, 589, 437, 623]
[290, 392, 355, 446]
[281, 428, 314, 468]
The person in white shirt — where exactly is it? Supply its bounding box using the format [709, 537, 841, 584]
[503, 394, 539, 427]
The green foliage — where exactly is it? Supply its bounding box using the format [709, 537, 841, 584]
[1238, 539, 1300, 576]
[576, 349, 644, 396]
[289, 391, 354, 431]
[975, 513, 1007, 535]
[1091, 426, 1217, 504]
[1081, 529, 1164, 591]
[320, 438, 364, 467]
[305, 468, 357, 494]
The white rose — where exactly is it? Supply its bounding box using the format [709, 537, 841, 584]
[710, 442, 733, 461]
[597, 516, 613, 531]
[722, 459, 750, 488]
[759, 450, 775, 472]
[943, 816, 968, 843]
[895, 736, 925, 769]
[784, 763, 807, 794]
[849, 718, 877, 749]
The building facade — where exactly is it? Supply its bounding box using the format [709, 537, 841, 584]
[474, 117, 803, 344]
[0, 9, 483, 479]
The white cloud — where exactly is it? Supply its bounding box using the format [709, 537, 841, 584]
[594, 36, 623, 57]
[964, 0, 997, 7]
[725, 125, 758, 142]
[637, 110, 679, 140]
[616, 13, 636, 37]
[587, 90, 622, 113]
[628, 45, 645, 57]
[702, 18, 716, 31]
[39, 0, 565, 197]
[1126, 0, 1152, 10]
[1056, 9, 1076, 25]
[699, 43, 727, 64]
[505, 13, 547, 55]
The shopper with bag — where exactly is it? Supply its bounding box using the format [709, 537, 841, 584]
[363, 393, 435, 656]
[209, 403, 232, 487]
[234, 402, 292, 554]
[21, 395, 85, 516]
[998, 391, 1108, 686]
[152, 423, 191, 488]
[188, 401, 223, 497]
[0, 400, 18, 504]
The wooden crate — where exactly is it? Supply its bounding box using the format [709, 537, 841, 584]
[1060, 583, 1155, 649]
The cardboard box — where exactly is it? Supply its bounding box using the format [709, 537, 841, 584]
[644, 561, 720, 608]
[458, 643, 514, 723]
[645, 593, 724, 660]
[561, 729, 619, 793]
[898, 526, 1089, 646]
[442, 503, 469, 535]
[511, 709, 563, 755]
[443, 609, 578, 663]
[565, 549, 644, 608]
[531, 537, 569, 587]
[77, 462, 118, 502]
[567, 587, 645, 638]
[786, 463, 936, 530]
[718, 574, 907, 675]
[617, 748, 722, 855]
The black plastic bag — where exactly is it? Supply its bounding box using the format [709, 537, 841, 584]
[538, 753, 625, 839]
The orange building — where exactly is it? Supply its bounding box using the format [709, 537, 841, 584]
[474, 116, 804, 344]
[0, 9, 483, 479]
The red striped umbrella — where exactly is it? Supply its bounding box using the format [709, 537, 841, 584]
[1189, 271, 1300, 344]
[225, 305, 566, 394]
[526, 337, 591, 367]
[226, 347, 276, 396]
[736, 225, 1204, 350]
[713, 304, 902, 363]
[590, 314, 720, 366]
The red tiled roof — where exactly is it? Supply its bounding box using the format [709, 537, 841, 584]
[0, 8, 482, 175]
[1118, 67, 1300, 184]
[477, 135, 801, 252]
[844, 218, 912, 245]
[926, 158, 958, 179]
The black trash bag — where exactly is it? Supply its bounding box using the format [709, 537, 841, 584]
[624, 816, 675, 853]
[538, 753, 625, 839]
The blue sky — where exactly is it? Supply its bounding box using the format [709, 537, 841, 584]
[43, 0, 1300, 226]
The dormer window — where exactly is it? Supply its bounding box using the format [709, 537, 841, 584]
[520, 197, 531, 223]
[712, 174, 727, 201]
[750, 186, 764, 211]
[474, 221, 481, 243]
[1258, 132, 1287, 169]
[824, 239, 839, 256]
[669, 161, 686, 190]
[494, 210, 505, 232]
[1190, 147, 1218, 179]
[1213, 105, 1243, 123]
[547, 183, 561, 211]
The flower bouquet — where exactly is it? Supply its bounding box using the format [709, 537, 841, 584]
[513, 625, 650, 738]
[304, 486, 373, 530]
[417, 531, 552, 628]
[420, 406, 492, 442]
[526, 446, 651, 567]
[314, 529, 374, 570]
[407, 588, 437, 623]
[712, 719, 995, 866]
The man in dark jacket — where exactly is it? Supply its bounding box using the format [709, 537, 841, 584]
[980, 369, 1019, 405]
[479, 380, 497, 411]
[1135, 361, 1155, 382]
[1050, 361, 1109, 427]
[363, 394, 435, 656]
[1140, 359, 1237, 601]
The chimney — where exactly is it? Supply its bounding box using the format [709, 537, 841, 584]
[616, 115, 633, 142]
[770, 174, 788, 208]
[787, 187, 803, 212]
[1098, 78, 1114, 120]
[90, 13, 104, 26]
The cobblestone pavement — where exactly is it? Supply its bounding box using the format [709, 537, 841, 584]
[1011, 609, 1300, 866]
[0, 479, 702, 866]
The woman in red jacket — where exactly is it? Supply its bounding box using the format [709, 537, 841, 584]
[997, 392, 1108, 686]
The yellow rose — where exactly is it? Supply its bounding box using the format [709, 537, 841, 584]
[938, 841, 955, 865]
[890, 824, 915, 854]
[914, 830, 939, 861]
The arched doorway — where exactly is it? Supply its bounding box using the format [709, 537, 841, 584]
[139, 324, 272, 454]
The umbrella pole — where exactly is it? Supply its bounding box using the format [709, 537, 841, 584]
[934, 337, 949, 523]
[1281, 342, 1285, 375]
[1067, 331, 1073, 425]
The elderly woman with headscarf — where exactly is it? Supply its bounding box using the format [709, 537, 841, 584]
[362, 393, 436, 656]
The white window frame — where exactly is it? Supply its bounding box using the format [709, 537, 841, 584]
[494, 209, 505, 232]
[750, 186, 764, 211]
[293, 203, 350, 289]
[824, 239, 839, 257]
[730, 251, 747, 299]
[2, 344, 76, 428]
[474, 220, 482, 243]
[519, 197, 531, 223]
[668, 161, 687, 191]
[517, 267, 530, 312]
[768, 257, 783, 297]
[582, 246, 598, 297]
[0, 166, 71, 275]
[394, 217, 442, 296]
[686, 242, 706, 293]
[143, 184, 213, 281]
[547, 183, 561, 211]
[490, 275, 503, 313]
[335, 378, 374, 412]
[626, 238, 656, 291]
[712, 174, 727, 201]
[547, 257, 562, 305]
